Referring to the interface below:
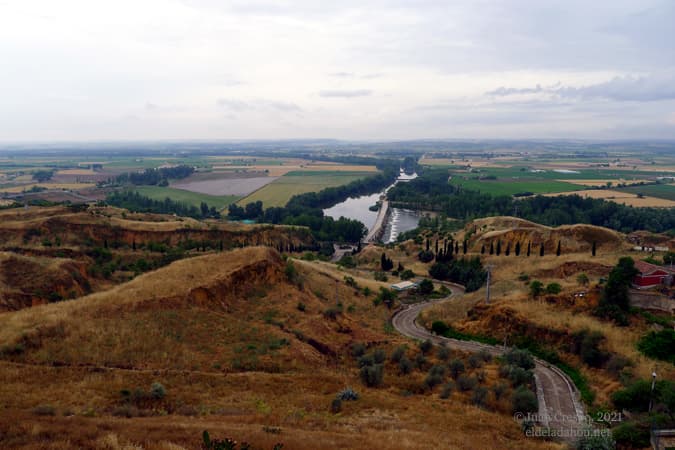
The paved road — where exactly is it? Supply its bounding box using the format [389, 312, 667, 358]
[392, 292, 586, 441]
[364, 199, 388, 243]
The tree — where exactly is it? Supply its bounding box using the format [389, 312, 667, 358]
[577, 273, 590, 286]
[556, 241, 561, 256]
[454, 241, 459, 254]
[481, 244, 485, 254]
[595, 257, 638, 325]
[539, 243, 544, 257]
[489, 241, 494, 255]
[463, 240, 467, 254]
[32, 170, 54, 183]
[380, 252, 394, 271]
[496, 240, 501, 256]
[529, 280, 544, 298]
[526, 241, 531, 257]
[545, 283, 562, 295]
[505, 242, 511, 256]
[515, 242, 521, 256]
[418, 278, 434, 295]
[592, 241, 597, 257]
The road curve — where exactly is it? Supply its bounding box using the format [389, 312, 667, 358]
[392, 292, 586, 440]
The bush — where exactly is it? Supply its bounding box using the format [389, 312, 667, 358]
[336, 387, 359, 401]
[611, 422, 650, 449]
[391, 346, 406, 363]
[418, 278, 434, 295]
[419, 339, 433, 354]
[476, 370, 486, 383]
[637, 329, 675, 363]
[296, 302, 306, 312]
[399, 356, 414, 375]
[440, 382, 455, 399]
[414, 353, 428, 369]
[606, 355, 632, 378]
[468, 354, 483, 369]
[492, 382, 508, 401]
[400, 269, 415, 280]
[477, 349, 492, 362]
[358, 354, 375, 368]
[545, 282, 562, 295]
[504, 349, 535, 370]
[360, 364, 384, 387]
[150, 382, 166, 400]
[331, 398, 342, 414]
[511, 386, 537, 414]
[449, 359, 465, 379]
[457, 375, 477, 391]
[424, 365, 446, 390]
[571, 329, 609, 368]
[507, 366, 534, 387]
[574, 427, 616, 450]
[431, 320, 450, 336]
[373, 271, 388, 282]
[529, 280, 544, 297]
[471, 387, 488, 407]
[373, 349, 387, 364]
[351, 342, 366, 358]
[437, 346, 450, 361]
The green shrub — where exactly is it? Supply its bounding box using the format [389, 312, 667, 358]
[399, 356, 413, 375]
[150, 382, 166, 400]
[351, 342, 366, 358]
[419, 339, 433, 354]
[511, 386, 537, 414]
[373, 349, 387, 364]
[637, 329, 675, 363]
[437, 346, 450, 361]
[360, 364, 384, 387]
[32, 405, 56, 416]
[492, 382, 508, 401]
[390, 346, 406, 363]
[449, 359, 465, 379]
[611, 422, 650, 449]
[545, 282, 562, 295]
[504, 349, 535, 370]
[471, 387, 488, 408]
[457, 375, 477, 392]
[440, 382, 454, 399]
[331, 398, 342, 414]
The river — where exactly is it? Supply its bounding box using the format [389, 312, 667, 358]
[323, 171, 421, 243]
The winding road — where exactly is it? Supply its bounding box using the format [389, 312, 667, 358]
[392, 289, 586, 441]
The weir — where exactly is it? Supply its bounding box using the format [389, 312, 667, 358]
[364, 199, 389, 243]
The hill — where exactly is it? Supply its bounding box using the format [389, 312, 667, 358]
[0, 246, 555, 450]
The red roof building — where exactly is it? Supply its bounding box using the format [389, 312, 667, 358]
[633, 260, 675, 289]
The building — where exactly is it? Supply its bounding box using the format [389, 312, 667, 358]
[632, 260, 675, 289]
[390, 280, 418, 292]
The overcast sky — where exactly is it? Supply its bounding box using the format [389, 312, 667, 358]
[1, 0, 674, 141]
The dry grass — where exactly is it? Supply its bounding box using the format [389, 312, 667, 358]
[0, 183, 96, 193]
[544, 189, 675, 207]
[56, 169, 98, 176]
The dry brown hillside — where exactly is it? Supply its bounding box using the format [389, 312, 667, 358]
[0, 246, 557, 450]
[468, 216, 627, 254]
[0, 205, 317, 311]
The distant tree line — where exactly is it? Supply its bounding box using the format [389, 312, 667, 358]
[106, 190, 220, 219]
[108, 165, 194, 187]
[387, 169, 675, 233]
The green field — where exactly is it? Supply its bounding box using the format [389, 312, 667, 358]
[133, 186, 239, 210]
[238, 172, 375, 207]
[617, 183, 675, 201]
[449, 178, 584, 195]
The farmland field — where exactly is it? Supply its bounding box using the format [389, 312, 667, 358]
[449, 178, 584, 195]
[238, 172, 376, 207]
[171, 176, 277, 196]
[0, 182, 96, 193]
[616, 183, 675, 201]
[543, 189, 675, 207]
[133, 186, 239, 210]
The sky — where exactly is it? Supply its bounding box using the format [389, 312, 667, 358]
[1, 0, 674, 141]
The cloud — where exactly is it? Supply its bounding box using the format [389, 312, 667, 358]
[216, 98, 301, 112]
[486, 73, 675, 102]
[319, 89, 372, 98]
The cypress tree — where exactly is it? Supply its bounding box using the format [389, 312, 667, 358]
[556, 241, 561, 256]
[592, 241, 596, 257]
[132, 240, 136, 251]
[515, 242, 521, 256]
[489, 241, 494, 255]
[481, 244, 485, 254]
[540, 243, 544, 257]
[505, 242, 511, 256]
[527, 241, 531, 257]
[435, 239, 439, 255]
[426, 238, 430, 252]
[463, 240, 468, 254]
[455, 241, 459, 254]
[496, 240, 502, 256]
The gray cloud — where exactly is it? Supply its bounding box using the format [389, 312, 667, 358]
[487, 73, 675, 102]
[319, 89, 372, 98]
[216, 98, 301, 112]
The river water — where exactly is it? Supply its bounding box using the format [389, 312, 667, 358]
[323, 171, 421, 243]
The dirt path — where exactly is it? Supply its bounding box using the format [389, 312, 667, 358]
[391, 292, 587, 442]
